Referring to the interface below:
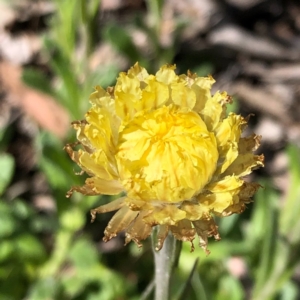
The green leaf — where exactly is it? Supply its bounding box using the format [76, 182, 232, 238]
[0, 240, 14, 262]
[216, 275, 244, 300]
[12, 199, 34, 220]
[15, 234, 46, 262]
[27, 278, 59, 300]
[0, 200, 11, 214]
[246, 181, 277, 245]
[40, 155, 71, 190]
[62, 274, 87, 297]
[69, 238, 98, 270]
[50, 0, 78, 57]
[280, 280, 298, 300]
[0, 153, 15, 195]
[175, 259, 203, 300]
[280, 144, 300, 241]
[0, 214, 16, 238]
[60, 207, 85, 232]
[44, 38, 81, 119]
[252, 183, 279, 296]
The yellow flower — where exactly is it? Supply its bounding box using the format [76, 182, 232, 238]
[65, 63, 264, 253]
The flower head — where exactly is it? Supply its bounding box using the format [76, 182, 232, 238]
[65, 63, 264, 253]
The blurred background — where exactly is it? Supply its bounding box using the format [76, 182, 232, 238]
[0, 0, 300, 299]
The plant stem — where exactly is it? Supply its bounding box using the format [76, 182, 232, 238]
[152, 230, 177, 300]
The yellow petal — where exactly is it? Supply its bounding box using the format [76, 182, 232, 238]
[192, 75, 216, 113]
[238, 134, 262, 154]
[143, 205, 186, 226]
[66, 176, 123, 198]
[193, 218, 220, 255]
[199, 92, 225, 131]
[214, 113, 247, 174]
[215, 113, 245, 147]
[85, 177, 123, 196]
[221, 203, 247, 216]
[115, 72, 142, 120]
[89, 85, 114, 109]
[206, 175, 243, 193]
[155, 64, 177, 84]
[197, 191, 239, 214]
[103, 205, 138, 242]
[155, 225, 169, 251]
[71, 121, 94, 152]
[215, 145, 239, 176]
[171, 80, 196, 109]
[224, 154, 264, 177]
[124, 198, 154, 211]
[79, 150, 117, 180]
[89, 86, 121, 136]
[86, 177, 123, 195]
[91, 197, 126, 222]
[239, 182, 261, 199]
[125, 211, 152, 247]
[127, 62, 149, 81]
[221, 182, 261, 216]
[197, 179, 261, 216]
[170, 220, 196, 244]
[214, 91, 231, 120]
[142, 75, 170, 109]
[180, 201, 210, 221]
[65, 143, 92, 173]
[85, 107, 118, 150]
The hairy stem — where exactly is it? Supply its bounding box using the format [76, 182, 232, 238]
[152, 229, 177, 300]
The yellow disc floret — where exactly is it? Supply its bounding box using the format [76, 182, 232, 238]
[116, 105, 218, 202]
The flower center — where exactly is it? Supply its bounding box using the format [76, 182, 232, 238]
[116, 105, 218, 202]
